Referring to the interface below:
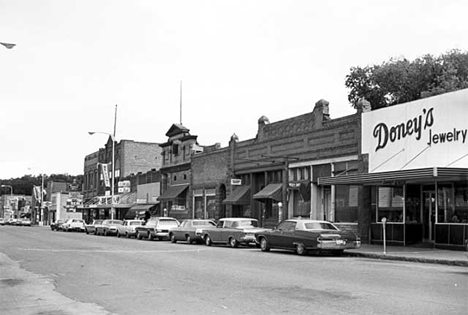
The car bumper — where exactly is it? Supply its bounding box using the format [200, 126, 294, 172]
[317, 240, 361, 250]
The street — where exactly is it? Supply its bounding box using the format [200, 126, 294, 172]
[1, 226, 467, 315]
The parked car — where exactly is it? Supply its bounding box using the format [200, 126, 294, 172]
[95, 219, 124, 236]
[201, 218, 268, 248]
[255, 219, 361, 256]
[135, 217, 180, 240]
[0, 218, 6, 225]
[51, 219, 65, 231]
[62, 218, 86, 232]
[18, 218, 32, 226]
[7, 218, 19, 225]
[85, 219, 103, 235]
[117, 219, 145, 238]
[168, 219, 216, 244]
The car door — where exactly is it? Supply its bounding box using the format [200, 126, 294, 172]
[209, 220, 225, 242]
[220, 220, 235, 242]
[271, 221, 297, 249]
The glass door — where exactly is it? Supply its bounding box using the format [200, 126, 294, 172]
[422, 191, 436, 242]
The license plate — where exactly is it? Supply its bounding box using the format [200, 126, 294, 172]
[336, 240, 346, 245]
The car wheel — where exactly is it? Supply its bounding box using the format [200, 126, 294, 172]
[260, 237, 270, 252]
[186, 235, 192, 244]
[170, 234, 176, 243]
[126, 232, 130, 238]
[137, 232, 142, 240]
[205, 235, 213, 246]
[295, 243, 307, 256]
[229, 237, 239, 248]
[148, 234, 154, 241]
[103, 230, 108, 236]
[117, 231, 121, 238]
[86, 230, 89, 234]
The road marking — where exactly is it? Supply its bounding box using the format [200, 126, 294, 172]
[19, 248, 207, 253]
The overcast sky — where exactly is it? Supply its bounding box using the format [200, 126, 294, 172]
[1, 0, 467, 179]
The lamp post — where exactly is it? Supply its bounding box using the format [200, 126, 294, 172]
[89, 131, 115, 220]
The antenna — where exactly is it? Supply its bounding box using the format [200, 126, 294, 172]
[179, 80, 183, 125]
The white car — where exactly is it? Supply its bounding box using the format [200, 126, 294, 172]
[62, 218, 86, 232]
[117, 219, 145, 238]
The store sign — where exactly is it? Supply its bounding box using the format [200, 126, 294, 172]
[231, 179, 242, 185]
[171, 205, 186, 211]
[362, 89, 468, 172]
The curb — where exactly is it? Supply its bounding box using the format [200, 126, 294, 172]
[346, 252, 468, 267]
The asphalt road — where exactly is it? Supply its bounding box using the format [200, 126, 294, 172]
[1, 226, 467, 315]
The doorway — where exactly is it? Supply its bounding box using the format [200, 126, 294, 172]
[323, 188, 331, 221]
[422, 191, 436, 242]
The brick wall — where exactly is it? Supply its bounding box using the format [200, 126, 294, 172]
[120, 141, 162, 177]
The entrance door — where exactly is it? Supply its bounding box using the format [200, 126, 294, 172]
[323, 188, 331, 221]
[422, 191, 436, 242]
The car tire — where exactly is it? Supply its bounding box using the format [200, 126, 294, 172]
[117, 231, 121, 238]
[260, 237, 270, 252]
[103, 230, 108, 236]
[295, 243, 307, 256]
[205, 235, 213, 246]
[170, 234, 176, 243]
[186, 235, 192, 244]
[137, 232, 142, 240]
[229, 237, 239, 248]
[86, 230, 89, 234]
[126, 232, 130, 238]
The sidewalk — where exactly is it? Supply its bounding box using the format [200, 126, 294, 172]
[346, 244, 468, 267]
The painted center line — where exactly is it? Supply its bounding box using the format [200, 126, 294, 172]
[20, 248, 207, 253]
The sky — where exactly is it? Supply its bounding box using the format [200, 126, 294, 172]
[1, 0, 467, 179]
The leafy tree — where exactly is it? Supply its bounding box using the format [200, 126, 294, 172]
[345, 49, 468, 110]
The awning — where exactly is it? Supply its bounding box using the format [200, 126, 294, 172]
[223, 186, 251, 205]
[318, 167, 468, 186]
[253, 183, 283, 202]
[125, 203, 158, 219]
[158, 184, 189, 201]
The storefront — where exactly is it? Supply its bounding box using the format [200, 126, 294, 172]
[319, 89, 468, 250]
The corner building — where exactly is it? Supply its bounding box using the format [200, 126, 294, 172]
[319, 89, 468, 250]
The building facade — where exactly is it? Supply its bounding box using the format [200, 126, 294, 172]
[319, 89, 468, 250]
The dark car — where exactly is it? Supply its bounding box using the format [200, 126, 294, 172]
[255, 219, 361, 256]
[168, 219, 216, 244]
[51, 220, 66, 231]
[135, 217, 180, 240]
[201, 218, 269, 248]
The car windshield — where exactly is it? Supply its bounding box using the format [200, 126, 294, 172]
[108, 220, 123, 225]
[94, 220, 103, 224]
[234, 220, 258, 228]
[303, 222, 338, 230]
[192, 220, 215, 226]
[129, 221, 142, 226]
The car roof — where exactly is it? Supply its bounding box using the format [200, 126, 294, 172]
[285, 219, 331, 224]
[219, 217, 257, 221]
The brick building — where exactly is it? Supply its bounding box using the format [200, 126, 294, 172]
[81, 137, 162, 221]
[221, 99, 364, 230]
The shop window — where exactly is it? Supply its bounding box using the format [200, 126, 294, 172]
[405, 184, 421, 223]
[335, 185, 358, 222]
[437, 183, 455, 223]
[377, 186, 404, 222]
[453, 182, 468, 223]
[206, 195, 216, 219]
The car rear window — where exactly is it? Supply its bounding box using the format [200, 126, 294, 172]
[304, 222, 338, 230]
[235, 220, 258, 228]
[192, 221, 215, 226]
[159, 220, 179, 227]
[129, 221, 142, 226]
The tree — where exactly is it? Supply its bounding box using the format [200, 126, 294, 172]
[345, 49, 468, 110]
